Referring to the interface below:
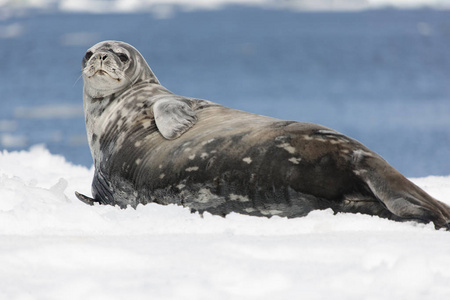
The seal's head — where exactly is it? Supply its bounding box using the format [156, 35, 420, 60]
[82, 40, 159, 99]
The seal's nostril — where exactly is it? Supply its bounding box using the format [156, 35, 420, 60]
[102, 55, 108, 60]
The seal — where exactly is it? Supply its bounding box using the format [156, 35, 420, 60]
[76, 40, 450, 230]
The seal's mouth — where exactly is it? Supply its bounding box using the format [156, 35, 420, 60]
[88, 68, 121, 82]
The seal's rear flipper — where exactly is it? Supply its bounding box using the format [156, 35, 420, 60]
[75, 191, 101, 206]
[353, 150, 450, 230]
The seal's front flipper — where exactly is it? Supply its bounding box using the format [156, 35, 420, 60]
[75, 191, 101, 206]
[153, 98, 197, 140]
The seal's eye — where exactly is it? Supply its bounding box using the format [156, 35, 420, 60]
[117, 53, 129, 62]
[84, 51, 93, 61]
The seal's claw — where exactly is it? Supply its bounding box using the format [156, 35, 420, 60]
[434, 219, 450, 231]
[75, 191, 100, 206]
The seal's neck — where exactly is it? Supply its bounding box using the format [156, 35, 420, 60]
[83, 82, 172, 169]
[140, 66, 160, 85]
[83, 92, 113, 169]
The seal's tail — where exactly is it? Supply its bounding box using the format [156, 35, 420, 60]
[355, 151, 450, 229]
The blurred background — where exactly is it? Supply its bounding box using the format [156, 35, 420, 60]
[0, 0, 449, 177]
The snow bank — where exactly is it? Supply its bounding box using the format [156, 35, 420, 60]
[1, 145, 450, 299]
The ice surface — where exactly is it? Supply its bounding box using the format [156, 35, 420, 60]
[1, 146, 450, 299]
[2, 0, 450, 13]
[13, 104, 83, 120]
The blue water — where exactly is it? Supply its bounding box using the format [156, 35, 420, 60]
[0, 7, 449, 177]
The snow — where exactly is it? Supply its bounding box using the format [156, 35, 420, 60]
[1, 145, 450, 299]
